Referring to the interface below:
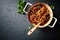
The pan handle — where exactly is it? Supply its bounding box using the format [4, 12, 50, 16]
[23, 3, 32, 14]
[48, 17, 57, 28]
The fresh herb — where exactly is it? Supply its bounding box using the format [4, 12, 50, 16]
[27, 25, 31, 30]
[50, 5, 55, 10]
[17, 0, 26, 14]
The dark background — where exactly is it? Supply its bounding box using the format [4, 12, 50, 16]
[0, 0, 60, 40]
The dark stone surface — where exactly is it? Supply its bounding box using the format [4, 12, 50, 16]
[0, 0, 60, 40]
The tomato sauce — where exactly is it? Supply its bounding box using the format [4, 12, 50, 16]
[28, 3, 50, 26]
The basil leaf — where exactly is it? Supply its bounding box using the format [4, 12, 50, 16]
[50, 5, 55, 9]
[27, 25, 31, 30]
[17, 0, 26, 14]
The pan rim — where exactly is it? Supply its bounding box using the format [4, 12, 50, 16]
[28, 2, 53, 28]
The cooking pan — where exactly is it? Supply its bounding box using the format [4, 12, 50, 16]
[23, 2, 57, 28]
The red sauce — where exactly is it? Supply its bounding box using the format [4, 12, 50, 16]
[28, 3, 50, 26]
